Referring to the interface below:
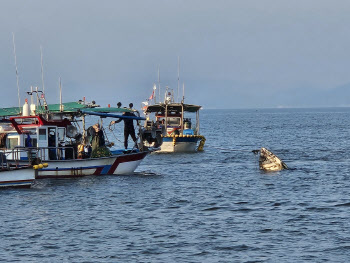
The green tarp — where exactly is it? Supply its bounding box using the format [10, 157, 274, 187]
[0, 102, 134, 117]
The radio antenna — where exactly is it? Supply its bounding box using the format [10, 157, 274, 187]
[177, 56, 180, 102]
[59, 77, 63, 112]
[40, 45, 45, 96]
[158, 65, 161, 103]
[12, 33, 21, 112]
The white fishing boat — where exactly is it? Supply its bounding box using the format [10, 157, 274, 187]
[142, 87, 205, 153]
[0, 93, 155, 179]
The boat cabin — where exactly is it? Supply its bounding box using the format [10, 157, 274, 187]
[145, 103, 201, 136]
[1, 116, 74, 161]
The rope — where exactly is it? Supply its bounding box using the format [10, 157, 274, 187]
[107, 121, 139, 151]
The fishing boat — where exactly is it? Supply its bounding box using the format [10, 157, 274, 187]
[0, 92, 154, 179]
[142, 87, 205, 153]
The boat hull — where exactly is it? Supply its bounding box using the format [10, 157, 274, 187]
[22, 152, 148, 179]
[259, 147, 287, 172]
[159, 136, 200, 153]
[0, 167, 35, 188]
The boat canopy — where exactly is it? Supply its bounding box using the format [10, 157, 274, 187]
[145, 103, 201, 113]
[81, 111, 146, 120]
[0, 102, 134, 117]
[84, 107, 133, 113]
[0, 102, 89, 117]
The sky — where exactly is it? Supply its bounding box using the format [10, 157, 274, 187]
[1, 0, 350, 109]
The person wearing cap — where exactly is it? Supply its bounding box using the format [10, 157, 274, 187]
[117, 102, 122, 108]
[111, 103, 138, 149]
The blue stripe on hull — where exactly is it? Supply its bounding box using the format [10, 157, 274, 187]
[42, 165, 103, 171]
[101, 165, 112, 175]
[163, 137, 199, 143]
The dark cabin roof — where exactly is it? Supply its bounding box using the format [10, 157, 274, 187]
[145, 103, 201, 113]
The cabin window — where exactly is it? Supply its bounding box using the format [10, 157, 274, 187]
[25, 138, 37, 147]
[7, 138, 19, 149]
[39, 129, 46, 140]
[167, 117, 180, 126]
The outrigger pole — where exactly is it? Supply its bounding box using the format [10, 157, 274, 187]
[12, 33, 21, 113]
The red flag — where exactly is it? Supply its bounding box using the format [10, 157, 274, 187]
[149, 90, 154, 100]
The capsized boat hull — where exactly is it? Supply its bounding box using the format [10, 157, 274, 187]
[259, 147, 287, 172]
[159, 136, 200, 153]
[23, 151, 148, 179]
[0, 166, 35, 188]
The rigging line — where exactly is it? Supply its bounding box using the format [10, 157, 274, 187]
[101, 126, 115, 146]
[108, 123, 124, 144]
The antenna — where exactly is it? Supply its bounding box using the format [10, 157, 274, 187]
[177, 56, 180, 102]
[59, 77, 63, 112]
[182, 82, 185, 103]
[12, 33, 21, 112]
[40, 45, 45, 96]
[158, 65, 161, 103]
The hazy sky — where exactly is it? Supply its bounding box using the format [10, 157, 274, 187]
[1, 0, 350, 109]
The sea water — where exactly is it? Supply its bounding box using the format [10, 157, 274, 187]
[1, 108, 350, 262]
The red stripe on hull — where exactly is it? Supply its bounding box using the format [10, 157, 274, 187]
[93, 167, 104, 175]
[108, 152, 148, 174]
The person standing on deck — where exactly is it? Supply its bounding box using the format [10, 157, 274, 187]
[111, 103, 138, 149]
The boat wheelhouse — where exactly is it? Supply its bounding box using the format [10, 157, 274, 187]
[143, 90, 205, 152]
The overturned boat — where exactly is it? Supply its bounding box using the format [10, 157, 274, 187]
[259, 147, 288, 172]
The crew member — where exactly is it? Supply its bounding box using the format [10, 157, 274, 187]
[111, 103, 138, 149]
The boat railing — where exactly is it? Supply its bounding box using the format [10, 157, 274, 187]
[1, 147, 36, 169]
[13, 146, 76, 161]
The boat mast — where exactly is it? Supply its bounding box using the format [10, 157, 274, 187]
[40, 45, 45, 96]
[158, 65, 161, 103]
[177, 56, 180, 103]
[59, 77, 63, 112]
[182, 83, 185, 103]
[181, 104, 184, 135]
[12, 33, 21, 113]
[196, 110, 200, 135]
[30, 86, 33, 106]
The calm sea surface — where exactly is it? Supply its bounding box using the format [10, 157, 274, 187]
[1, 108, 350, 262]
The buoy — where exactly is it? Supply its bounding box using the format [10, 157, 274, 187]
[22, 99, 29, 116]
